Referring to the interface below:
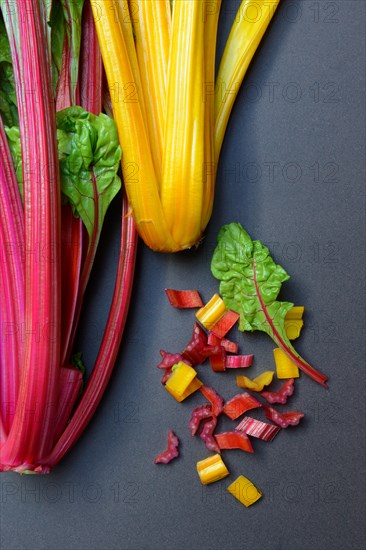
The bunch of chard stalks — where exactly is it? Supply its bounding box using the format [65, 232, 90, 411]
[93, 0, 280, 251]
[0, 0, 137, 473]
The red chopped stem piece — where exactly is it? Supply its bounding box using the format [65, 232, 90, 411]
[200, 417, 220, 453]
[223, 392, 262, 420]
[189, 405, 212, 436]
[199, 385, 224, 416]
[208, 333, 238, 353]
[210, 310, 240, 338]
[181, 322, 208, 365]
[264, 406, 304, 428]
[225, 355, 254, 369]
[157, 350, 188, 370]
[215, 431, 254, 453]
[210, 347, 226, 372]
[154, 431, 180, 464]
[261, 379, 295, 405]
[220, 339, 238, 354]
[165, 289, 204, 309]
[236, 416, 281, 442]
[202, 345, 222, 357]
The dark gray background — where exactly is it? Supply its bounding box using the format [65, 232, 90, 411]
[1, 1, 365, 549]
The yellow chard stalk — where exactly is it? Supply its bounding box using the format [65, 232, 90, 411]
[131, 0, 171, 184]
[202, 0, 222, 230]
[92, 0, 280, 252]
[161, 0, 206, 247]
[92, 0, 176, 251]
[215, 0, 281, 159]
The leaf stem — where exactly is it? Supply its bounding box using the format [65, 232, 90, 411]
[252, 260, 328, 387]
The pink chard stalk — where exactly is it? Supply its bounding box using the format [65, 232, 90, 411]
[0, 0, 62, 470]
[0, 0, 137, 473]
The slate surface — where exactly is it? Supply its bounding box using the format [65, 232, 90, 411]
[1, 1, 365, 549]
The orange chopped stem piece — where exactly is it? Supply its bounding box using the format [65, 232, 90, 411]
[236, 371, 274, 392]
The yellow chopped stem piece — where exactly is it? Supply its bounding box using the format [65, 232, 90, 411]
[215, 0, 280, 159]
[285, 319, 304, 340]
[227, 475, 262, 507]
[161, 0, 206, 245]
[165, 377, 203, 402]
[197, 454, 229, 485]
[132, 0, 171, 183]
[91, 0, 178, 251]
[165, 362, 197, 397]
[285, 306, 305, 320]
[236, 371, 274, 391]
[273, 348, 300, 379]
[196, 293, 226, 329]
[201, 0, 222, 229]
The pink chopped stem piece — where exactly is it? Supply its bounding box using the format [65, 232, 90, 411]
[208, 333, 238, 354]
[161, 368, 173, 385]
[261, 379, 295, 404]
[202, 345, 222, 357]
[264, 406, 304, 428]
[210, 310, 240, 338]
[209, 347, 227, 372]
[157, 350, 188, 370]
[189, 405, 212, 436]
[154, 431, 180, 464]
[182, 322, 208, 365]
[164, 289, 204, 309]
[226, 354, 254, 369]
[236, 416, 281, 442]
[220, 338, 238, 354]
[200, 417, 220, 453]
[223, 392, 262, 420]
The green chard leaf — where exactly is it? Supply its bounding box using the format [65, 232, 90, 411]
[4, 125, 22, 197]
[211, 223, 328, 387]
[49, 0, 67, 92]
[56, 106, 122, 240]
[48, 0, 84, 100]
[0, 15, 18, 126]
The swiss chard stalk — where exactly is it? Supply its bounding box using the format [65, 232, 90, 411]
[79, 0, 102, 115]
[62, 0, 103, 361]
[0, 118, 24, 434]
[0, 0, 61, 468]
[211, 223, 328, 387]
[214, 0, 280, 158]
[42, 192, 137, 470]
[54, 0, 85, 109]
